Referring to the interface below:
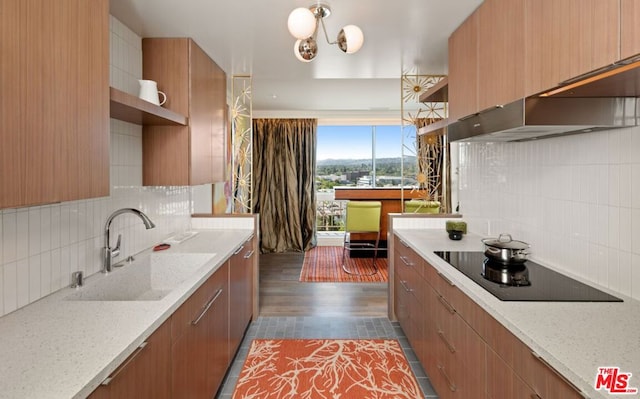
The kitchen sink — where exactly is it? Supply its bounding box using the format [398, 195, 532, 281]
[65, 252, 216, 301]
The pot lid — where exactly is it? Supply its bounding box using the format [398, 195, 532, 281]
[481, 233, 530, 250]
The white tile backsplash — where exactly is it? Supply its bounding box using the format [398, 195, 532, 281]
[457, 125, 640, 300]
[0, 17, 194, 317]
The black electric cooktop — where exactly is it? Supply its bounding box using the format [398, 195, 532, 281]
[434, 251, 622, 302]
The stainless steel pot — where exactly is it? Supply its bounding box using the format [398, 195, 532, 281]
[481, 233, 530, 264]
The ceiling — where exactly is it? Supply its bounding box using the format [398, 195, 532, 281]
[109, 0, 483, 119]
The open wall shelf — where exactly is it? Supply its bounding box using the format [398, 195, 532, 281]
[109, 87, 188, 126]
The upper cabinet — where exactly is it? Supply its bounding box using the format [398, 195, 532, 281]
[524, 0, 619, 96]
[141, 38, 226, 186]
[448, 0, 628, 121]
[448, 10, 479, 122]
[0, 0, 109, 209]
[621, 0, 640, 60]
[477, 0, 525, 111]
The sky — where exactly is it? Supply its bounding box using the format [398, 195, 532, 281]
[316, 125, 414, 161]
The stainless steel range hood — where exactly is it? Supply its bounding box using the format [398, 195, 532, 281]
[448, 97, 639, 142]
[448, 57, 640, 142]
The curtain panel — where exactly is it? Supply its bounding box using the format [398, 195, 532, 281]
[252, 118, 317, 253]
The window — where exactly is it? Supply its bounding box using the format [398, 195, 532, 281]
[316, 125, 403, 189]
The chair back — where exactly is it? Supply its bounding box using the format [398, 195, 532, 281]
[345, 201, 382, 233]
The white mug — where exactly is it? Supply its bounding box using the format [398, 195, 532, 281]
[138, 79, 167, 106]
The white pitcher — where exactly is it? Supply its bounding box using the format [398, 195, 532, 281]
[138, 79, 166, 106]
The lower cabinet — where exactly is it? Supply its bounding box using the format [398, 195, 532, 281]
[87, 319, 171, 399]
[393, 234, 586, 399]
[229, 236, 255, 358]
[88, 238, 256, 399]
[172, 261, 230, 398]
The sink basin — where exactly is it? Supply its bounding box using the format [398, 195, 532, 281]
[65, 252, 216, 301]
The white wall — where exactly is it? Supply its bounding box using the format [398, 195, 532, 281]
[456, 126, 640, 300]
[0, 17, 192, 317]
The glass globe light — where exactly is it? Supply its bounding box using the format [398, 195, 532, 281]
[294, 38, 317, 62]
[288, 8, 317, 40]
[337, 25, 364, 54]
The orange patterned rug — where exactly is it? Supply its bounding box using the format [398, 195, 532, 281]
[232, 339, 423, 399]
[299, 246, 388, 282]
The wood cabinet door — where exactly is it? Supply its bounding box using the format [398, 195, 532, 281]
[88, 319, 171, 399]
[447, 8, 479, 121]
[477, 0, 525, 110]
[172, 262, 229, 399]
[189, 40, 227, 185]
[229, 238, 255, 358]
[525, 0, 619, 96]
[142, 38, 226, 186]
[0, 0, 109, 208]
[487, 347, 538, 399]
[621, 0, 640, 60]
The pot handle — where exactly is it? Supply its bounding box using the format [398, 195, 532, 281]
[498, 233, 513, 243]
[485, 246, 501, 254]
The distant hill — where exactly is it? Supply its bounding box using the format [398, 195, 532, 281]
[317, 156, 416, 166]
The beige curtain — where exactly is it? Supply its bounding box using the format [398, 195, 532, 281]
[252, 119, 317, 253]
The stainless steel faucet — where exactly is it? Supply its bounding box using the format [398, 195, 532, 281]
[103, 208, 155, 273]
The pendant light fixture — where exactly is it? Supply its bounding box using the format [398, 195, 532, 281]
[287, 3, 364, 62]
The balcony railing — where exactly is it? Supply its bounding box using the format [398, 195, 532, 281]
[316, 192, 346, 232]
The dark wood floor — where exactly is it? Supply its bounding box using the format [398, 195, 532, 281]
[258, 251, 389, 317]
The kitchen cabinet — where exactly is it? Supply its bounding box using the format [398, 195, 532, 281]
[88, 319, 171, 399]
[621, 0, 640, 60]
[447, 9, 478, 122]
[448, 0, 623, 120]
[229, 236, 255, 358]
[172, 261, 230, 398]
[0, 0, 109, 209]
[142, 38, 226, 186]
[394, 237, 426, 365]
[394, 236, 486, 398]
[392, 233, 586, 399]
[524, 0, 619, 96]
[485, 315, 584, 399]
[477, 0, 525, 112]
[487, 347, 538, 399]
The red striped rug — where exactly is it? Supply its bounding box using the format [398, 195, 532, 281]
[299, 246, 388, 282]
[232, 339, 423, 399]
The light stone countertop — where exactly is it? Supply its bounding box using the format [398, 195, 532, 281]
[394, 228, 640, 399]
[0, 229, 253, 399]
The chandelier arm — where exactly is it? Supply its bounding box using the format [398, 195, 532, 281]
[318, 17, 338, 46]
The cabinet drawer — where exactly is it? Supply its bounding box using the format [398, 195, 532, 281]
[487, 315, 585, 399]
[487, 347, 537, 399]
[395, 236, 426, 279]
[171, 265, 227, 342]
[423, 260, 490, 339]
[425, 285, 486, 399]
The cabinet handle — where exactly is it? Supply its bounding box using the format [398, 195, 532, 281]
[233, 245, 245, 255]
[437, 271, 455, 287]
[101, 341, 148, 386]
[437, 364, 457, 392]
[192, 289, 223, 326]
[399, 256, 413, 267]
[437, 330, 456, 353]
[531, 351, 587, 398]
[530, 394, 542, 399]
[243, 249, 255, 259]
[437, 295, 456, 314]
[400, 280, 413, 292]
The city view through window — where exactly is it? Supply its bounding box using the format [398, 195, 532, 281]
[315, 125, 418, 231]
